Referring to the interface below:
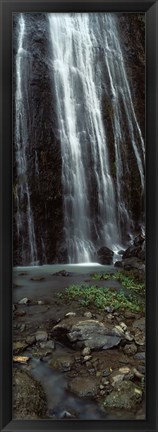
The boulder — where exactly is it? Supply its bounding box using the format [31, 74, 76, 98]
[13, 369, 47, 419]
[68, 320, 121, 350]
[68, 377, 99, 398]
[103, 381, 143, 410]
[52, 318, 122, 350]
[97, 247, 114, 265]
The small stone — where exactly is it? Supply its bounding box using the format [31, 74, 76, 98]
[100, 390, 106, 396]
[35, 330, 48, 342]
[40, 340, 55, 350]
[133, 317, 145, 331]
[124, 311, 136, 319]
[133, 368, 144, 379]
[137, 365, 145, 374]
[18, 297, 29, 305]
[100, 384, 104, 390]
[134, 333, 145, 346]
[123, 343, 137, 356]
[104, 306, 114, 313]
[13, 356, 30, 364]
[102, 378, 110, 385]
[124, 330, 134, 341]
[82, 347, 91, 356]
[38, 300, 45, 305]
[13, 341, 28, 354]
[83, 355, 92, 363]
[102, 368, 110, 377]
[134, 352, 145, 361]
[31, 276, 45, 281]
[119, 367, 130, 374]
[59, 410, 76, 419]
[111, 373, 124, 386]
[65, 312, 77, 318]
[120, 322, 127, 331]
[84, 312, 92, 319]
[106, 314, 114, 320]
[49, 354, 74, 372]
[114, 325, 124, 335]
[26, 336, 36, 345]
[96, 371, 102, 377]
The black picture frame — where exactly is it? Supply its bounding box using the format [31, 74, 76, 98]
[0, 0, 158, 431]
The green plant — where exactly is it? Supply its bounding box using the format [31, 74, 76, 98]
[60, 283, 144, 312]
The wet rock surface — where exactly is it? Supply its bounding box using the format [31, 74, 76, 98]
[13, 267, 145, 419]
[13, 369, 47, 419]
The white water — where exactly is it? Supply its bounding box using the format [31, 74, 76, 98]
[49, 13, 144, 263]
[49, 13, 122, 263]
[101, 14, 145, 234]
[15, 14, 37, 264]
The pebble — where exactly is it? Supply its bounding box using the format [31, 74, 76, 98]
[18, 297, 29, 305]
[102, 368, 110, 377]
[120, 322, 127, 331]
[124, 330, 134, 341]
[137, 365, 145, 374]
[100, 390, 106, 396]
[134, 352, 145, 361]
[84, 311, 92, 319]
[119, 367, 130, 374]
[40, 340, 55, 350]
[35, 330, 48, 342]
[100, 384, 104, 390]
[83, 355, 92, 363]
[134, 334, 145, 346]
[104, 306, 114, 313]
[102, 378, 110, 385]
[106, 314, 114, 321]
[82, 347, 91, 356]
[123, 343, 137, 356]
[65, 312, 76, 318]
[38, 300, 45, 305]
[26, 336, 36, 345]
[133, 368, 144, 379]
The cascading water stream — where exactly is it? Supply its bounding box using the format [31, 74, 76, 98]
[100, 14, 145, 236]
[14, 13, 145, 265]
[14, 14, 37, 264]
[49, 13, 121, 263]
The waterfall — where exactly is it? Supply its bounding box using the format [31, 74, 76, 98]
[100, 14, 145, 236]
[14, 12, 145, 265]
[49, 13, 122, 263]
[14, 14, 37, 264]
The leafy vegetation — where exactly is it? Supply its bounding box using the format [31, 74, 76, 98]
[59, 282, 144, 312]
[91, 271, 145, 295]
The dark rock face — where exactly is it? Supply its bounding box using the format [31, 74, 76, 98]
[13, 13, 64, 265]
[97, 247, 114, 265]
[123, 235, 145, 261]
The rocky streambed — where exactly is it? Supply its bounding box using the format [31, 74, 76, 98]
[13, 264, 145, 420]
